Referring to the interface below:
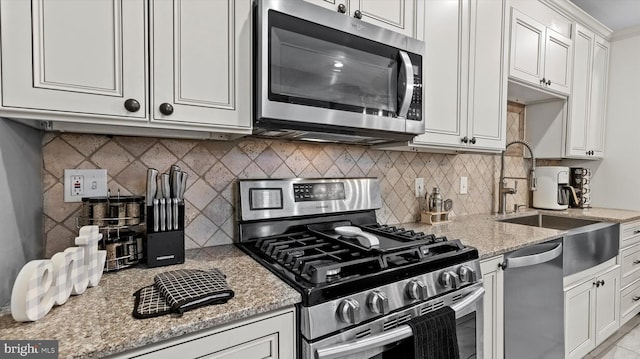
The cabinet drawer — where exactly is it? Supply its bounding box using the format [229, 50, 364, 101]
[620, 279, 640, 326]
[621, 243, 640, 288]
[621, 220, 640, 248]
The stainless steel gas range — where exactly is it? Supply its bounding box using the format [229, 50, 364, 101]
[236, 178, 484, 359]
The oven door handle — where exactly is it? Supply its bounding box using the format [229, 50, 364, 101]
[315, 287, 485, 359]
[397, 50, 414, 119]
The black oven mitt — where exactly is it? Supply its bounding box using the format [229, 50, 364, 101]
[133, 268, 234, 319]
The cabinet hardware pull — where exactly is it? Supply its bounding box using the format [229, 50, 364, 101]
[593, 281, 599, 287]
[600, 280, 605, 286]
[337, 4, 346, 13]
[634, 260, 640, 265]
[124, 99, 140, 112]
[633, 230, 640, 234]
[633, 296, 640, 301]
[540, 78, 546, 85]
[159, 103, 174, 116]
[354, 9, 362, 19]
[470, 137, 477, 144]
[498, 261, 507, 270]
[546, 80, 551, 86]
[461, 136, 469, 144]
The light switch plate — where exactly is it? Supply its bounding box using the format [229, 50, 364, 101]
[415, 178, 425, 198]
[64, 169, 108, 202]
[460, 176, 468, 195]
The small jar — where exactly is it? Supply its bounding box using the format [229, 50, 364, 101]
[89, 197, 109, 227]
[109, 198, 127, 226]
[125, 196, 143, 225]
[104, 237, 120, 271]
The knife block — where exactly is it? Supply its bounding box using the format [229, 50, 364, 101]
[144, 203, 185, 267]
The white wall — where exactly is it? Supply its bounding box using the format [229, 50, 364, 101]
[575, 32, 640, 210]
[0, 119, 43, 308]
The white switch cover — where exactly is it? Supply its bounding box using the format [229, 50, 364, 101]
[64, 169, 108, 202]
[415, 178, 425, 198]
[460, 176, 468, 195]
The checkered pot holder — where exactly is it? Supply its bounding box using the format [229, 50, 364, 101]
[133, 269, 234, 319]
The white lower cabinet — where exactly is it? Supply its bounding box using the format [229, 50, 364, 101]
[565, 265, 620, 359]
[481, 255, 504, 359]
[619, 220, 640, 326]
[110, 307, 296, 359]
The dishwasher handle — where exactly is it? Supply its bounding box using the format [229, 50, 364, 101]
[505, 242, 562, 269]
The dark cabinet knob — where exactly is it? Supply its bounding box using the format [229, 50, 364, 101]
[354, 9, 362, 19]
[470, 137, 477, 144]
[461, 136, 469, 144]
[547, 80, 552, 86]
[498, 261, 507, 270]
[159, 103, 174, 116]
[540, 78, 546, 85]
[337, 3, 346, 13]
[124, 99, 140, 112]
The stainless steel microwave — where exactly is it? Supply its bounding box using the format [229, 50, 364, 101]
[254, 0, 425, 145]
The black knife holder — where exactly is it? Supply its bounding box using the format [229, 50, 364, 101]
[144, 203, 185, 268]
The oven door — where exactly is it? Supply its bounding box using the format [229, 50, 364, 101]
[306, 283, 484, 359]
[256, 0, 424, 137]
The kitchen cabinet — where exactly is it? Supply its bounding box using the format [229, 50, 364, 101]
[303, 0, 421, 39]
[0, 0, 252, 138]
[480, 255, 504, 359]
[619, 219, 640, 325]
[410, 0, 507, 152]
[509, 8, 572, 95]
[110, 307, 296, 359]
[565, 264, 620, 359]
[566, 24, 610, 159]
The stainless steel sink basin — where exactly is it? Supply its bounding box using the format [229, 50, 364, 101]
[498, 214, 599, 230]
[498, 214, 619, 277]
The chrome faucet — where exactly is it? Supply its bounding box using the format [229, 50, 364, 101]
[498, 140, 537, 215]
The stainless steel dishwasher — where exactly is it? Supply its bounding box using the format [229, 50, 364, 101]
[503, 237, 564, 359]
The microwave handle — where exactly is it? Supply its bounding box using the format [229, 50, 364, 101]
[397, 50, 414, 119]
[315, 287, 485, 359]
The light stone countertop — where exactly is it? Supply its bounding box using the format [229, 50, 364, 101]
[0, 245, 301, 359]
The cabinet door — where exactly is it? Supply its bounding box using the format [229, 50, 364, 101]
[412, 0, 468, 148]
[304, 0, 349, 13]
[544, 28, 572, 95]
[0, 0, 147, 119]
[566, 24, 593, 157]
[509, 9, 545, 86]
[480, 256, 504, 359]
[152, 0, 251, 129]
[565, 280, 596, 359]
[466, 0, 506, 152]
[595, 266, 620, 344]
[350, 0, 416, 38]
[587, 36, 609, 157]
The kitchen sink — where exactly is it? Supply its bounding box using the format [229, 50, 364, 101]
[498, 214, 599, 230]
[498, 213, 619, 277]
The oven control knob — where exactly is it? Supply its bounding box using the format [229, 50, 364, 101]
[337, 298, 360, 325]
[367, 291, 389, 314]
[458, 265, 477, 283]
[439, 270, 461, 289]
[406, 280, 428, 301]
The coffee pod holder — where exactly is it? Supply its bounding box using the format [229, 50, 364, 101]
[144, 203, 185, 268]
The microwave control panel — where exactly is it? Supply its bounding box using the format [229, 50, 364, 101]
[407, 73, 422, 121]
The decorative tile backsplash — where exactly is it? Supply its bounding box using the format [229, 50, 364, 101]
[42, 103, 556, 256]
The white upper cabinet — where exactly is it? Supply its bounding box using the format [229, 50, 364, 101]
[412, 0, 506, 152]
[304, 0, 419, 38]
[0, 0, 252, 138]
[509, 8, 572, 95]
[152, 0, 251, 130]
[0, 0, 147, 119]
[566, 23, 609, 158]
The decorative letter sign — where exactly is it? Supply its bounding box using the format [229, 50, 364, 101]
[11, 225, 106, 322]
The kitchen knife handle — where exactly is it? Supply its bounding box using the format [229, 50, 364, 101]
[166, 198, 172, 231]
[179, 172, 188, 203]
[153, 199, 159, 232]
[173, 198, 179, 230]
[160, 198, 166, 231]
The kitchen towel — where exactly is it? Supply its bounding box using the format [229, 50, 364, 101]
[133, 268, 234, 319]
[396, 306, 460, 359]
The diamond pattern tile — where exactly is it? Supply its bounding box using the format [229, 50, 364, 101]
[42, 106, 561, 254]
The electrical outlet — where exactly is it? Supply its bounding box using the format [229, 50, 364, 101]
[64, 169, 108, 202]
[415, 178, 425, 198]
[460, 176, 468, 195]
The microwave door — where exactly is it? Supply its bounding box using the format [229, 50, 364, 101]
[397, 51, 414, 119]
